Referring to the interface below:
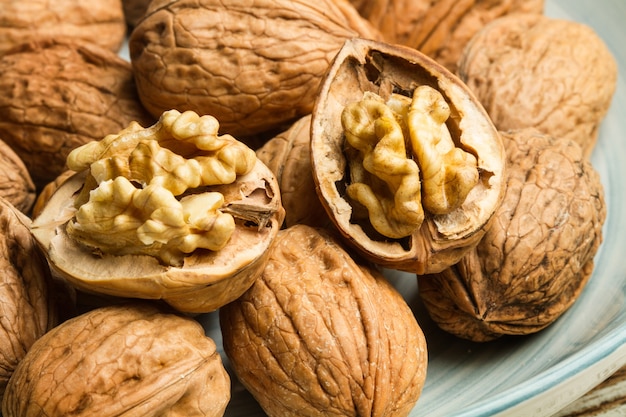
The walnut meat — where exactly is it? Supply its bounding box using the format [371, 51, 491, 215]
[311, 38, 506, 274]
[0, 39, 155, 189]
[348, 0, 544, 72]
[2, 302, 230, 417]
[458, 14, 618, 158]
[129, 0, 381, 139]
[418, 129, 606, 342]
[0, 197, 58, 402]
[0, 0, 126, 55]
[220, 224, 428, 417]
[0, 138, 35, 215]
[31, 110, 285, 313]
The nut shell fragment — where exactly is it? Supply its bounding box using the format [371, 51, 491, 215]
[418, 129, 606, 341]
[311, 38, 506, 274]
[220, 224, 428, 417]
[2, 302, 230, 417]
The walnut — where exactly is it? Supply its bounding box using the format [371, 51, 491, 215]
[256, 115, 332, 229]
[347, 0, 544, 72]
[0, 39, 155, 190]
[418, 128, 606, 342]
[0, 197, 58, 402]
[457, 13, 618, 158]
[220, 224, 428, 417]
[311, 38, 506, 275]
[0, 0, 126, 55]
[2, 302, 230, 417]
[31, 109, 285, 314]
[0, 138, 36, 215]
[129, 0, 381, 139]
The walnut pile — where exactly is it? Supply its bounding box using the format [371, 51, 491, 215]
[418, 128, 606, 342]
[457, 13, 618, 158]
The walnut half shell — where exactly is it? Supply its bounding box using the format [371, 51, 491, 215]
[311, 38, 506, 275]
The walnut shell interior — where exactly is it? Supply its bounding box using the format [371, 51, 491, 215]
[311, 38, 506, 275]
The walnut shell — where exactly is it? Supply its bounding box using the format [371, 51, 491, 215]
[220, 224, 427, 417]
[311, 38, 506, 275]
[2, 302, 230, 417]
[418, 128, 606, 342]
[0, 39, 155, 189]
[0, 138, 36, 215]
[256, 115, 332, 229]
[0, 197, 58, 402]
[31, 158, 285, 314]
[457, 13, 618, 158]
[0, 0, 127, 55]
[129, 0, 381, 139]
[122, 0, 152, 27]
[348, 0, 544, 72]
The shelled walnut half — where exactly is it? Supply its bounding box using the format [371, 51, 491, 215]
[311, 38, 506, 275]
[31, 109, 285, 314]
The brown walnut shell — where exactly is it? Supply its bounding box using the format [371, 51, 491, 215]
[220, 224, 428, 417]
[129, 0, 381, 139]
[0, 0, 126, 55]
[0, 197, 58, 402]
[256, 115, 332, 229]
[30, 159, 285, 314]
[0, 39, 155, 189]
[2, 302, 230, 417]
[418, 129, 606, 342]
[348, 0, 544, 72]
[0, 138, 36, 215]
[311, 38, 506, 275]
[457, 13, 618, 158]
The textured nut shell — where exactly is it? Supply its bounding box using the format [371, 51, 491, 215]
[0, 197, 57, 402]
[0, 0, 126, 55]
[311, 38, 506, 275]
[2, 303, 230, 417]
[0, 138, 36, 215]
[122, 0, 152, 27]
[220, 224, 427, 417]
[31, 160, 285, 314]
[256, 115, 332, 229]
[458, 14, 617, 158]
[0, 39, 155, 189]
[349, 0, 544, 72]
[129, 0, 381, 138]
[419, 129, 606, 342]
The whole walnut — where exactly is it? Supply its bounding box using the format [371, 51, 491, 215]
[129, 0, 381, 139]
[0, 197, 58, 402]
[0, 0, 126, 55]
[256, 115, 332, 229]
[220, 224, 428, 417]
[0, 39, 155, 189]
[2, 302, 230, 417]
[347, 0, 544, 72]
[418, 128, 606, 342]
[458, 13, 618, 158]
[0, 138, 36, 215]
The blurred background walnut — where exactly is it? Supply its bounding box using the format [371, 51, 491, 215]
[0, 0, 127, 55]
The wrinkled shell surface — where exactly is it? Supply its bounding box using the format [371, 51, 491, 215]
[220, 224, 428, 417]
[129, 0, 381, 138]
[349, 0, 544, 72]
[31, 155, 285, 313]
[311, 38, 506, 275]
[256, 115, 332, 229]
[458, 13, 618, 158]
[0, 197, 57, 402]
[0, 39, 155, 189]
[0, 0, 126, 55]
[419, 129, 606, 342]
[0, 138, 36, 215]
[2, 302, 230, 417]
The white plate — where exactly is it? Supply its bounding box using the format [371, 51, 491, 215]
[193, 0, 626, 415]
